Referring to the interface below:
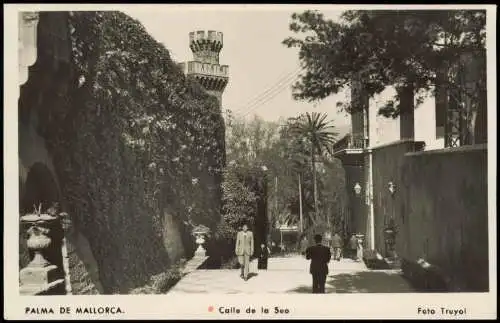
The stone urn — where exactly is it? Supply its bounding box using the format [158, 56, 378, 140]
[19, 204, 65, 295]
[192, 225, 210, 258]
[22, 212, 58, 268]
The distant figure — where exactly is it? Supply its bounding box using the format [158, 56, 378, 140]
[235, 223, 254, 281]
[257, 243, 270, 270]
[305, 234, 332, 294]
[331, 232, 343, 261]
[348, 233, 358, 260]
[356, 236, 364, 261]
[300, 236, 308, 255]
[270, 241, 278, 254]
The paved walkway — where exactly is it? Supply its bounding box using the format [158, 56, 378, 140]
[168, 255, 415, 294]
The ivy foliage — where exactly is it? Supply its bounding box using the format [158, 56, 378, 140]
[34, 11, 225, 293]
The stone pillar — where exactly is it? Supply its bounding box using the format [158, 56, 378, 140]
[364, 149, 375, 250]
[19, 210, 66, 295]
[351, 75, 369, 148]
[18, 12, 39, 88]
[435, 65, 448, 140]
[398, 84, 415, 140]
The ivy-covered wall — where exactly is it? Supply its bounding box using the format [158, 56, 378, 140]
[29, 11, 225, 293]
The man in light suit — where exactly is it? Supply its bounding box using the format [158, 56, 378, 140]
[235, 223, 254, 281]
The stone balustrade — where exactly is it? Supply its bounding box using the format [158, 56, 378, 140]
[182, 61, 229, 78]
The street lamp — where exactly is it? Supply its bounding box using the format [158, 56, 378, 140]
[353, 182, 362, 195]
[388, 181, 396, 196]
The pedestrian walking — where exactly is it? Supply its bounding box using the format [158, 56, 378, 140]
[300, 235, 308, 255]
[331, 232, 343, 261]
[257, 243, 270, 270]
[356, 235, 364, 261]
[305, 234, 332, 294]
[348, 233, 358, 260]
[235, 223, 254, 281]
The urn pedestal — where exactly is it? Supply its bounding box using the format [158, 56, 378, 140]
[19, 213, 65, 295]
[194, 234, 207, 257]
[192, 225, 210, 258]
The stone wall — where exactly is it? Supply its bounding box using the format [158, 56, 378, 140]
[399, 145, 488, 292]
[162, 210, 186, 264]
[371, 141, 488, 291]
[343, 164, 366, 235]
[371, 140, 425, 255]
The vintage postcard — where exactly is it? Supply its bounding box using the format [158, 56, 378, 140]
[3, 3, 497, 320]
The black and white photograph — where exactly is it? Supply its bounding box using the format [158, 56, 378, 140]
[4, 3, 496, 320]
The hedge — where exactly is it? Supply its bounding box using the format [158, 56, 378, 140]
[32, 11, 225, 293]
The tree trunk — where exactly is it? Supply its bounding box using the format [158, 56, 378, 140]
[298, 173, 303, 233]
[311, 146, 319, 220]
[474, 88, 487, 144]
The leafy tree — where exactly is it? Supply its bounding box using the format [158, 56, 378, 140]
[287, 112, 338, 224]
[219, 164, 258, 240]
[283, 10, 486, 143]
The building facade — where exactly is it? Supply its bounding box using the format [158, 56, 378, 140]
[332, 51, 488, 291]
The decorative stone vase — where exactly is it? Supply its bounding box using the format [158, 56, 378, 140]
[194, 234, 206, 257]
[19, 208, 65, 295]
[192, 225, 210, 258]
[22, 213, 58, 268]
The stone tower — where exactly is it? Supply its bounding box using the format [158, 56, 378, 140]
[180, 30, 229, 108]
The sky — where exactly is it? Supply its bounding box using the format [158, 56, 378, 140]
[124, 6, 351, 136]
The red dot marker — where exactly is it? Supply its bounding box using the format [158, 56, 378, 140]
[208, 306, 214, 312]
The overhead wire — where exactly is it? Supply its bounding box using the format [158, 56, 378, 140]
[232, 68, 304, 118]
[232, 67, 303, 114]
[239, 69, 303, 117]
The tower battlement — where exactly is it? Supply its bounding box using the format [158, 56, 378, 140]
[189, 30, 224, 65]
[182, 30, 229, 108]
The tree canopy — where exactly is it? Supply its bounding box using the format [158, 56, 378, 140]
[283, 10, 486, 118]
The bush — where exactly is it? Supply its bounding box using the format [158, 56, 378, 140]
[128, 261, 185, 294]
[151, 268, 183, 293]
[401, 259, 449, 292]
[362, 249, 391, 270]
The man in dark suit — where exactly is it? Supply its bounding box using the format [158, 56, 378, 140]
[305, 234, 332, 293]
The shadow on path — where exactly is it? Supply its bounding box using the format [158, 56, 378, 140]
[287, 271, 415, 294]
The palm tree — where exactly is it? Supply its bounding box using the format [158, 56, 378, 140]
[288, 112, 338, 226]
